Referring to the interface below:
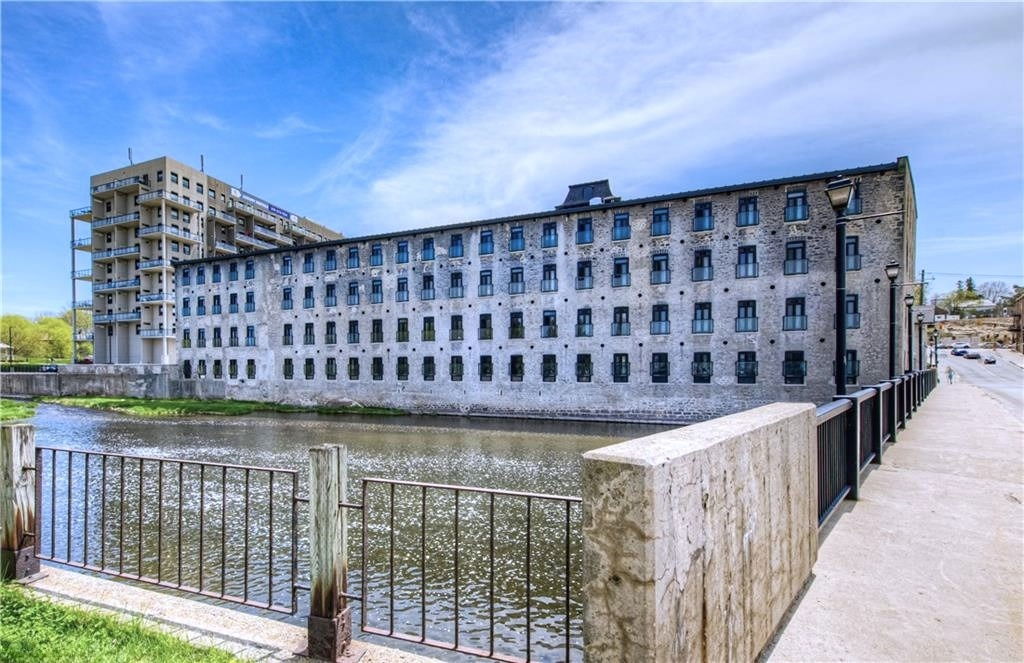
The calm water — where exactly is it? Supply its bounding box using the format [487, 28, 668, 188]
[31, 403, 667, 662]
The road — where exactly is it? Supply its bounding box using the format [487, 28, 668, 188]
[940, 348, 1024, 421]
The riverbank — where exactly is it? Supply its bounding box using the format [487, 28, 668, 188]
[0, 398, 37, 422]
[40, 396, 405, 418]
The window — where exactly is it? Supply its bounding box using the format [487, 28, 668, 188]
[422, 356, 436, 381]
[479, 355, 493, 381]
[650, 304, 670, 335]
[282, 287, 293, 310]
[845, 349, 860, 385]
[229, 293, 239, 314]
[396, 356, 409, 380]
[509, 267, 525, 294]
[479, 313, 493, 340]
[612, 354, 630, 383]
[785, 189, 808, 221]
[422, 317, 435, 342]
[422, 238, 435, 261]
[479, 230, 494, 255]
[449, 315, 463, 341]
[612, 257, 631, 287]
[736, 300, 758, 332]
[181, 269, 191, 286]
[694, 202, 713, 231]
[509, 226, 525, 252]
[304, 322, 315, 345]
[510, 355, 524, 382]
[245, 259, 255, 280]
[325, 249, 338, 271]
[542, 222, 558, 248]
[212, 360, 222, 379]
[196, 266, 206, 285]
[651, 208, 670, 236]
[736, 351, 757, 384]
[542, 354, 557, 382]
[397, 277, 409, 302]
[612, 213, 631, 240]
[283, 358, 294, 380]
[229, 262, 239, 281]
[449, 272, 464, 298]
[783, 351, 806, 385]
[650, 253, 671, 285]
[576, 218, 593, 244]
[182, 176, 190, 189]
[227, 359, 236, 378]
[784, 298, 808, 330]
[844, 184, 862, 215]
[576, 354, 592, 382]
[692, 249, 713, 281]
[303, 253, 315, 273]
[212, 295, 222, 315]
[397, 318, 409, 342]
[197, 297, 206, 316]
[196, 183, 203, 195]
[327, 357, 339, 380]
[372, 357, 384, 381]
[170, 172, 179, 184]
[845, 236, 861, 271]
[541, 310, 557, 338]
[736, 246, 758, 278]
[229, 326, 239, 347]
[845, 294, 861, 329]
[196, 360, 206, 378]
[371, 243, 383, 266]
[541, 264, 557, 292]
[182, 329, 191, 348]
[651, 353, 669, 383]
[421, 274, 435, 300]
[304, 358, 315, 380]
[611, 307, 630, 336]
[509, 311, 524, 339]
[305, 285, 316, 309]
[396, 241, 409, 263]
[736, 197, 759, 227]
[345, 281, 359, 306]
[347, 246, 359, 269]
[326, 321, 337, 344]
[371, 279, 383, 304]
[246, 359, 256, 380]
[576, 260, 593, 290]
[283, 324, 294, 345]
[478, 270, 493, 297]
[449, 233, 464, 258]
[576, 308, 593, 337]
[323, 283, 336, 307]
[450, 356, 463, 381]
[692, 351, 713, 384]
[784, 241, 808, 275]
[157, 170, 164, 183]
[281, 256, 293, 276]
[348, 320, 360, 344]
[212, 265, 222, 283]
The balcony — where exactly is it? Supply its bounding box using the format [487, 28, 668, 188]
[208, 208, 237, 225]
[611, 322, 631, 336]
[140, 328, 174, 338]
[91, 211, 141, 230]
[478, 284, 494, 297]
[650, 270, 671, 285]
[74, 331, 94, 342]
[508, 282, 525, 295]
[785, 204, 809, 222]
[576, 230, 594, 244]
[783, 315, 808, 331]
[138, 190, 203, 211]
[71, 237, 93, 250]
[93, 245, 140, 261]
[845, 313, 861, 329]
[72, 268, 93, 280]
[692, 319, 714, 334]
[253, 224, 286, 242]
[693, 216, 714, 232]
[139, 292, 174, 304]
[93, 278, 140, 293]
[139, 225, 195, 241]
[95, 311, 142, 323]
[235, 233, 274, 250]
[215, 241, 237, 254]
[846, 255, 862, 271]
[650, 321, 671, 335]
[783, 360, 807, 382]
[346, 295, 360, 306]
[541, 324, 558, 338]
[396, 291, 409, 302]
[575, 323, 593, 337]
[541, 279, 558, 292]
[420, 289, 435, 301]
[735, 317, 759, 332]
[72, 300, 92, 309]
[478, 328, 493, 340]
[576, 276, 594, 290]
[692, 266, 713, 281]
[509, 238, 525, 252]
[91, 175, 147, 196]
[70, 206, 93, 221]
[736, 211, 759, 227]
[449, 286, 465, 299]
[612, 274, 631, 288]
[784, 259, 809, 275]
[286, 223, 320, 241]
[736, 263, 759, 279]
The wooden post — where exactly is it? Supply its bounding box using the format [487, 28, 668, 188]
[307, 445, 350, 660]
[1, 423, 39, 580]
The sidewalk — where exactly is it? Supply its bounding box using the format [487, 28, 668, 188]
[767, 380, 1023, 662]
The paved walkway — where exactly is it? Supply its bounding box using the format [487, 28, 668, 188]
[768, 380, 1023, 661]
[19, 565, 440, 662]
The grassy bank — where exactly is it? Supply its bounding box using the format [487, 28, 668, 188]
[0, 583, 237, 662]
[0, 398, 37, 422]
[41, 396, 404, 418]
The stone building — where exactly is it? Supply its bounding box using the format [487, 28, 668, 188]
[70, 156, 339, 365]
[175, 157, 917, 422]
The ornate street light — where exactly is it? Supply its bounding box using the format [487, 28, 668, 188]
[904, 292, 915, 372]
[916, 312, 925, 371]
[885, 262, 900, 378]
[827, 178, 856, 394]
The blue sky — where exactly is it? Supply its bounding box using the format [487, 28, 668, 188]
[2, 2, 1022, 316]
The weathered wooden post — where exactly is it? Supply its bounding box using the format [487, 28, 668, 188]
[1, 423, 39, 580]
[307, 444, 350, 660]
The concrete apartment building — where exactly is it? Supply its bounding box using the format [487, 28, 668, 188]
[172, 158, 917, 421]
[70, 156, 339, 364]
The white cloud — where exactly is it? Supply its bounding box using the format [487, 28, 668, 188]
[312, 3, 1022, 234]
[255, 114, 326, 140]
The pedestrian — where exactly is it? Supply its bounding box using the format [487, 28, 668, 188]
[946, 366, 954, 384]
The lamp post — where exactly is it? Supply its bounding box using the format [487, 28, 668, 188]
[904, 293, 915, 372]
[931, 329, 939, 369]
[885, 262, 900, 378]
[916, 312, 925, 371]
[826, 177, 856, 395]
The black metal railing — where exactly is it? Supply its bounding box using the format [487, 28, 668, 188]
[34, 447, 300, 614]
[816, 400, 851, 524]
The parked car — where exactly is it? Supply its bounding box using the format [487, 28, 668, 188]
[40, 364, 59, 373]
[965, 350, 982, 359]
[953, 342, 970, 350]
[984, 355, 997, 364]
[951, 348, 968, 356]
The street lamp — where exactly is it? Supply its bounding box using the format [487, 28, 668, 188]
[904, 292, 915, 372]
[916, 312, 925, 371]
[885, 262, 900, 378]
[931, 329, 939, 369]
[826, 177, 856, 394]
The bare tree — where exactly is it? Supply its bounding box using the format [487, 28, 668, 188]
[978, 280, 1011, 302]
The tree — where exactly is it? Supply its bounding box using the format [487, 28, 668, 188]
[60, 308, 94, 357]
[965, 277, 976, 293]
[35, 317, 72, 360]
[978, 281, 1011, 303]
[0, 315, 42, 360]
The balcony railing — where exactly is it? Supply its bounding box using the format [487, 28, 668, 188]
[71, 268, 93, 279]
[611, 274, 631, 287]
[72, 300, 92, 309]
[93, 278, 140, 292]
[735, 317, 759, 332]
[478, 328, 493, 340]
[478, 284, 494, 297]
[540, 324, 558, 338]
[138, 189, 203, 211]
[253, 224, 286, 242]
[93, 246, 140, 260]
[139, 225, 194, 240]
[846, 313, 861, 329]
[215, 241, 237, 253]
[91, 175, 145, 194]
[508, 282, 525, 295]
[693, 216, 714, 232]
[736, 210, 759, 227]
[691, 266, 713, 281]
[611, 322, 631, 336]
[784, 258, 809, 275]
[71, 237, 92, 249]
[140, 328, 174, 338]
[449, 286, 465, 299]
[74, 332, 94, 342]
[785, 204, 809, 222]
[736, 263, 759, 278]
[575, 323, 593, 337]
[139, 258, 171, 270]
[420, 289, 435, 301]
[846, 255, 862, 271]
[692, 319, 714, 334]
[650, 320, 670, 335]
[783, 315, 808, 331]
[69, 206, 93, 220]
[91, 212, 140, 230]
[95, 311, 142, 323]
[541, 279, 558, 292]
[576, 276, 593, 290]
[235, 233, 274, 249]
[650, 270, 671, 285]
[139, 292, 174, 303]
[396, 291, 409, 302]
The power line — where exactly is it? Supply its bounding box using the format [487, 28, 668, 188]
[926, 271, 1024, 279]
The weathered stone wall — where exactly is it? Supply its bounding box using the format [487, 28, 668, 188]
[581, 402, 818, 661]
[0, 365, 180, 399]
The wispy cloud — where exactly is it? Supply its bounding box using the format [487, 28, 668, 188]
[255, 114, 325, 139]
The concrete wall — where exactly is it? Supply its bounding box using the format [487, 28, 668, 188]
[0, 365, 180, 399]
[580, 402, 818, 661]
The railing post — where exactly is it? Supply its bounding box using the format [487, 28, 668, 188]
[886, 379, 900, 443]
[905, 374, 914, 419]
[1, 423, 39, 580]
[307, 445, 350, 660]
[872, 387, 884, 463]
[833, 394, 860, 500]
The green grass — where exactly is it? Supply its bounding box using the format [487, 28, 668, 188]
[0, 398, 37, 422]
[41, 396, 404, 418]
[0, 583, 238, 662]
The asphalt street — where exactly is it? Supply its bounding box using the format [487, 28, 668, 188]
[940, 348, 1024, 421]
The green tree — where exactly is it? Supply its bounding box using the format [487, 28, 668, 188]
[0, 315, 42, 360]
[36, 317, 72, 360]
[965, 277, 976, 293]
[60, 308, 93, 357]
